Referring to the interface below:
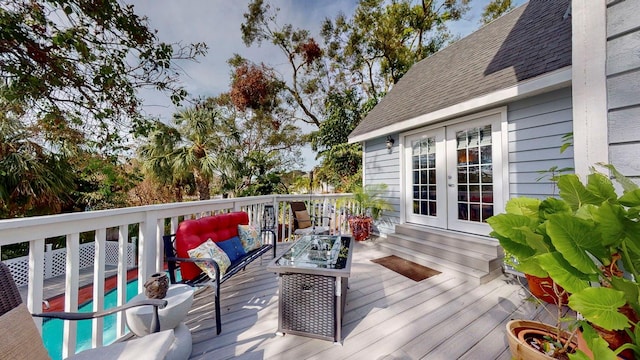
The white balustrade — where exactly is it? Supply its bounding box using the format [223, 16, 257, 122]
[0, 193, 354, 357]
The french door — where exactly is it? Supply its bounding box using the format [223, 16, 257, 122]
[404, 114, 504, 235]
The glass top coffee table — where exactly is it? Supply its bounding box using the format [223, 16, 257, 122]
[268, 234, 353, 343]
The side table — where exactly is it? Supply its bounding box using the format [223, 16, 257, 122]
[125, 284, 194, 360]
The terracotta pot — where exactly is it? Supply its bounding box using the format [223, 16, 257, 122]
[506, 320, 577, 360]
[525, 274, 569, 305]
[576, 328, 630, 360]
[348, 216, 372, 241]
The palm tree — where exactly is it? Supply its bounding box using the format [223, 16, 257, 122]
[0, 114, 74, 217]
[139, 104, 219, 200]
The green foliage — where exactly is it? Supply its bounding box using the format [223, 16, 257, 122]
[322, 0, 468, 95]
[343, 183, 393, 220]
[139, 96, 303, 199]
[312, 89, 364, 190]
[480, 0, 514, 25]
[1, 0, 206, 146]
[241, 0, 470, 186]
[489, 166, 640, 358]
[0, 107, 75, 217]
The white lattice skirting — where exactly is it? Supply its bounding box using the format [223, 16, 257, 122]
[3, 241, 136, 286]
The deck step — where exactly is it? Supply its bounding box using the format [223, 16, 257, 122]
[394, 224, 503, 257]
[377, 225, 504, 285]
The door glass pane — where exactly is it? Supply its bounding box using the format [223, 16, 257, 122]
[455, 125, 494, 223]
[411, 136, 437, 216]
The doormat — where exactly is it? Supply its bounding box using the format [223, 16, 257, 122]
[371, 255, 441, 282]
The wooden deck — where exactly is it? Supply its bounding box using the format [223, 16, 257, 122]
[183, 240, 556, 360]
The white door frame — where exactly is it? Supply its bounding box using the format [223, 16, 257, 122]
[400, 107, 509, 236]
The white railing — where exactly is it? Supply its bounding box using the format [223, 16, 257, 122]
[0, 193, 353, 359]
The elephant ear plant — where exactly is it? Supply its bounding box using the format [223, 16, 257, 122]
[488, 167, 640, 359]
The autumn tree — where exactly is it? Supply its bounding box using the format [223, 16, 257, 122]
[241, 0, 327, 128]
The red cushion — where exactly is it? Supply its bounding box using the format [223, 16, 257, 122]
[175, 212, 249, 280]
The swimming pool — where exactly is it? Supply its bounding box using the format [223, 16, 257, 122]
[42, 280, 140, 360]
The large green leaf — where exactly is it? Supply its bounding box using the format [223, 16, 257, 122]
[519, 226, 551, 254]
[490, 231, 535, 260]
[619, 189, 640, 207]
[569, 287, 629, 331]
[599, 163, 639, 193]
[558, 174, 604, 210]
[505, 197, 540, 219]
[547, 214, 605, 274]
[516, 257, 547, 278]
[609, 276, 640, 312]
[537, 252, 590, 294]
[586, 172, 617, 203]
[539, 197, 572, 221]
[622, 234, 640, 278]
[487, 213, 536, 241]
[592, 202, 627, 248]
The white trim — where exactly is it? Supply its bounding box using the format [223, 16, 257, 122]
[361, 141, 367, 187]
[349, 67, 572, 144]
[571, 0, 608, 178]
[399, 136, 407, 224]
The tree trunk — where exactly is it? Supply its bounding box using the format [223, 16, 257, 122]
[193, 168, 210, 200]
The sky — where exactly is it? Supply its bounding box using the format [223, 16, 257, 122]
[129, 0, 525, 170]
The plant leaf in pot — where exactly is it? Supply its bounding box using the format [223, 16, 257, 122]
[489, 166, 640, 359]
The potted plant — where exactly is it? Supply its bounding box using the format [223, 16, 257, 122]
[343, 184, 393, 241]
[488, 165, 640, 359]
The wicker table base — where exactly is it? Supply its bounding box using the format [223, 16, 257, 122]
[278, 273, 348, 342]
[269, 235, 353, 344]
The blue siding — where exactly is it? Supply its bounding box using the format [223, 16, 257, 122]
[507, 87, 574, 199]
[363, 135, 401, 235]
[607, 0, 640, 179]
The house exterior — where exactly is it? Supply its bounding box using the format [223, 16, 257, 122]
[348, 0, 640, 283]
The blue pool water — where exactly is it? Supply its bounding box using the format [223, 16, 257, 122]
[42, 280, 140, 360]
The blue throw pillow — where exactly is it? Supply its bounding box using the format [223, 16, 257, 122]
[217, 236, 247, 262]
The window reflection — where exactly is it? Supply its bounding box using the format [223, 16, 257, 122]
[455, 124, 494, 224]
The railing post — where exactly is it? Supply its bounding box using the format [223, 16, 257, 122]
[92, 228, 106, 347]
[156, 218, 164, 273]
[138, 211, 158, 293]
[116, 224, 128, 338]
[44, 243, 53, 279]
[63, 232, 80, 359]
[28, 239, 46, 332]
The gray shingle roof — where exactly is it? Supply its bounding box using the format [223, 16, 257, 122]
[349, 0, 572, 140]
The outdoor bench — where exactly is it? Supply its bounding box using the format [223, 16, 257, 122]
[163, 211, 274, 334]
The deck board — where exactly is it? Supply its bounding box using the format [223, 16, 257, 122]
[184, 240, 551, 359]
